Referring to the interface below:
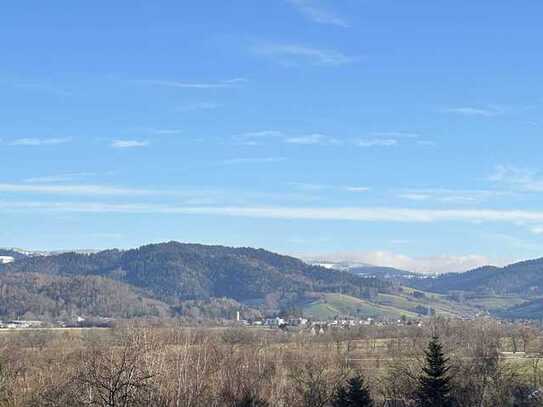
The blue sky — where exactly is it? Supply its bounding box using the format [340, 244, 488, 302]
[1, 1, 543, 272]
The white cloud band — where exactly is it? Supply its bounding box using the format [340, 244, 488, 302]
[3, 202, 543, 224]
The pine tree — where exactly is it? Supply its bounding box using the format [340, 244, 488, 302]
[415, 336, 453, 407]
[332, 374, 374, 407]
[333, 385, 350, 407]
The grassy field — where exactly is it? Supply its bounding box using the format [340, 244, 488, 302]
[301, 289, 480, 320]
[302, 293, 419, 320]
[465, 295, 528, 311]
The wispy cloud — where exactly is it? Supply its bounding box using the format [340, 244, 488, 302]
[287, 183, 370, 193]
[489, 165, 543, 192]
[0, 183, 318, 206]
[221, 157, 286, 165]
[235, 130, 283, 138]
[356, 132, 434, 148]
[285, 133, 339, 145]
[443, 106, 503, 117]
[235, 130, 340, 146]
[0, 184, 159, 196]
[343, 186, 370, 192]
[23, 173, 97, 184]
[111, 140, 149, 148]
[9, 137, 71, 146]
[145, 128, 182, 135]
[369, 132, 421, 139]
[398, 193, 432, 201]
[236, 129, 430, 148]
[397, 188, 508, 203]
[233, 130, 283, 146]
[287, 0, 349, 27]
[5, 203, 543, 226]
[138, 78, 247, 89]
[255, 44, 353, 66]
[356, 138, 398, 147]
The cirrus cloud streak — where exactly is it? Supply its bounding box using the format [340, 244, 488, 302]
[3, 202, 543, 225]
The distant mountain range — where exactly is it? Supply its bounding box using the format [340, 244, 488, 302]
[410, 258, 543, 297]
[304, 259, 419, 281]
[2, 243, 543, 321]
[314, 255, 543, 300]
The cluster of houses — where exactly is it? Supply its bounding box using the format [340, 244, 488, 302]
[239, 316, 425, 332]
[0, 316, 115, 330]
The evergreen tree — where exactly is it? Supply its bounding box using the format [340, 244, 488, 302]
[415, 336, 453, 407]
[333, 385, 350, 407]
[235, 391, 268, 407]
[332, 374, 374, 407]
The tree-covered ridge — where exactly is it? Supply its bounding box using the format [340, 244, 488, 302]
[411, 258, 543, 296]
[0, 242, 388, 319]
[0, 272, 170, 320]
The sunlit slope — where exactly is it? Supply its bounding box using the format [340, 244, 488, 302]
[300, 289, 478, 320]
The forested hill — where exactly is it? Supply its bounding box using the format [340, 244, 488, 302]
[410, 258, 543, 296]
[0, 241, 387, 306]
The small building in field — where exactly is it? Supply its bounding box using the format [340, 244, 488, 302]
[264, 317, 285, 326]
[1, 320, 43, 329]
[287, 317, 308, 327]
[0, 256, 14, 264]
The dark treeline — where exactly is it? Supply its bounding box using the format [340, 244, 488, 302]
[1, 318, 543, 406]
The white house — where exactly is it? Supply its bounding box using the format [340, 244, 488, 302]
[2, 320, 43, 329]
[0, 256, 14, 264]
[287, 317, 308, 326]
[264, 317, 285, 326]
